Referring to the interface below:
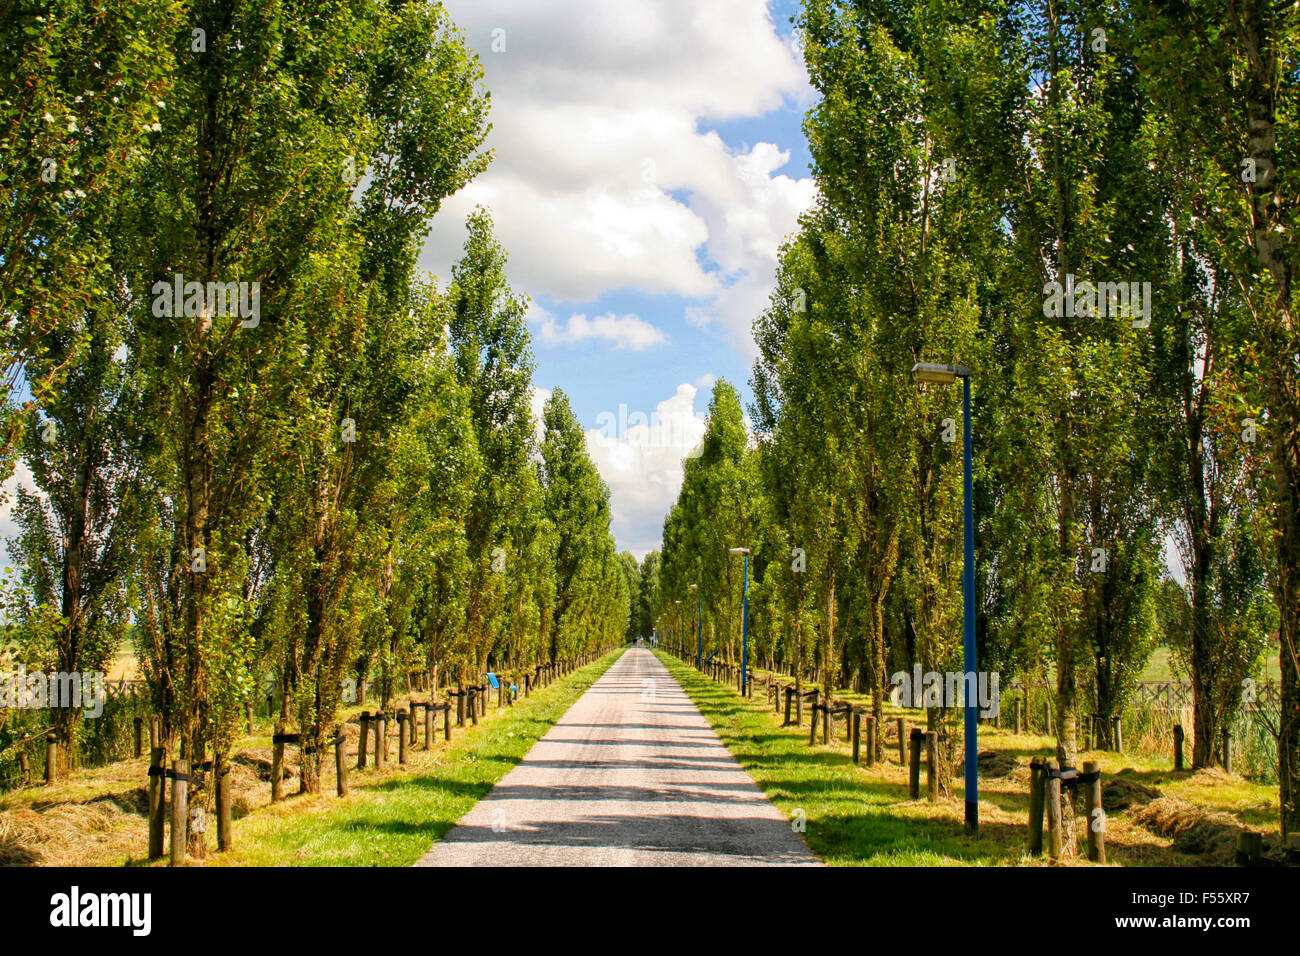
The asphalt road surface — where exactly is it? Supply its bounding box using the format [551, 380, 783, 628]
[415, 646, 821, 866]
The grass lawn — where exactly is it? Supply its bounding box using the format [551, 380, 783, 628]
[653, 650, 1280, 867]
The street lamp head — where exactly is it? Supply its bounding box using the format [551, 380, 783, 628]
[911, 361, 970, 384]
[727, 547, 750, 555]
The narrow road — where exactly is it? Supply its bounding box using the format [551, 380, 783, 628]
[415, 647, 820, 866]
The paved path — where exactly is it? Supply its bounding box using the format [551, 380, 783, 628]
[415, 647, 820, 866]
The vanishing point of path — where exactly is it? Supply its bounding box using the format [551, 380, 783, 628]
[415, 647, 821, 866]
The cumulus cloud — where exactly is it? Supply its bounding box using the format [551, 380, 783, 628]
[0, 460, 36, 570]
[584, 382, 708, 557]
[421, 0, 818, 356]
[528, 385, 553, 455]
[538, 311, 667, 350]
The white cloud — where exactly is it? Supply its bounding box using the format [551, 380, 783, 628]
[421, 0, 818, 357]
[585, 383, 708, 557]
[529, 385, 552, 447]
[539, 311, 667, 350]
[0, 460, 36, 570]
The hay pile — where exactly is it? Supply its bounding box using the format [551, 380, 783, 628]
[1102, 776, 1161, 812]
[1130, 796, 1278, 864]
[977, 750, 1019, 778]
[226, 753, 285, 817]
[231, 749, 297, 783]
[1188, 766, 1235, 787]
[0, 793, 144, 866]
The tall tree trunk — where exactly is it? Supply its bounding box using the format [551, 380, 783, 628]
[1189, 538, 1219, 768]
[1239, 0, 1300, 834]
[823, 560, 836, 709]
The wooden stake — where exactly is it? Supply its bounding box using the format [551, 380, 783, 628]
[169, 759, 188, 867]
[1083, 760, 1105, 863]
[271, 738, 284, 803]
[1028, 757, 1044, 856]
[45, 734, 57, 784]
[335, 732, 348, 797]
[1235, 831, 1261, 866]
[1045, 759, 1062, 861]
[1173, 723, 1184, 770]
[808, 689, 819, 746]
[908, 728, 923, 799]
[148, 746, 166, 860]
[925, 731, 939, 803]
[216, 755, 233, 852]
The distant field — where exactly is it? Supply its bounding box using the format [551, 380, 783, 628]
[1139, 643, 1282, 683]
[106, 641, 138, 682]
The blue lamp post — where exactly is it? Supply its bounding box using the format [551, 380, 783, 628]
[690, 583, 701, 670]
[728, 547, 751, 696]
[912, 361, 978, 834]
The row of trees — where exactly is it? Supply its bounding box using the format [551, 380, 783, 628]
[0, 0, 630, 850]
[653, 0, 1297, 835]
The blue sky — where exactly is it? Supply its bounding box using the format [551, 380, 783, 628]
[419, 0, 820, 557]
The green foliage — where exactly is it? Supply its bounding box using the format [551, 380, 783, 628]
[0, 3, 631, 830]
[655, 0, 1280, 781]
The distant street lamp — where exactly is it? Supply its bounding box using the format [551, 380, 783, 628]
[911, 361, 978, 834]
[728, 547, 751, 695]
[690, 583, 701, 670]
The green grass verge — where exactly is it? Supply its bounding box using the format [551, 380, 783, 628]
[214, 648, 625, 867]
[653, 649, 1020, 866]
